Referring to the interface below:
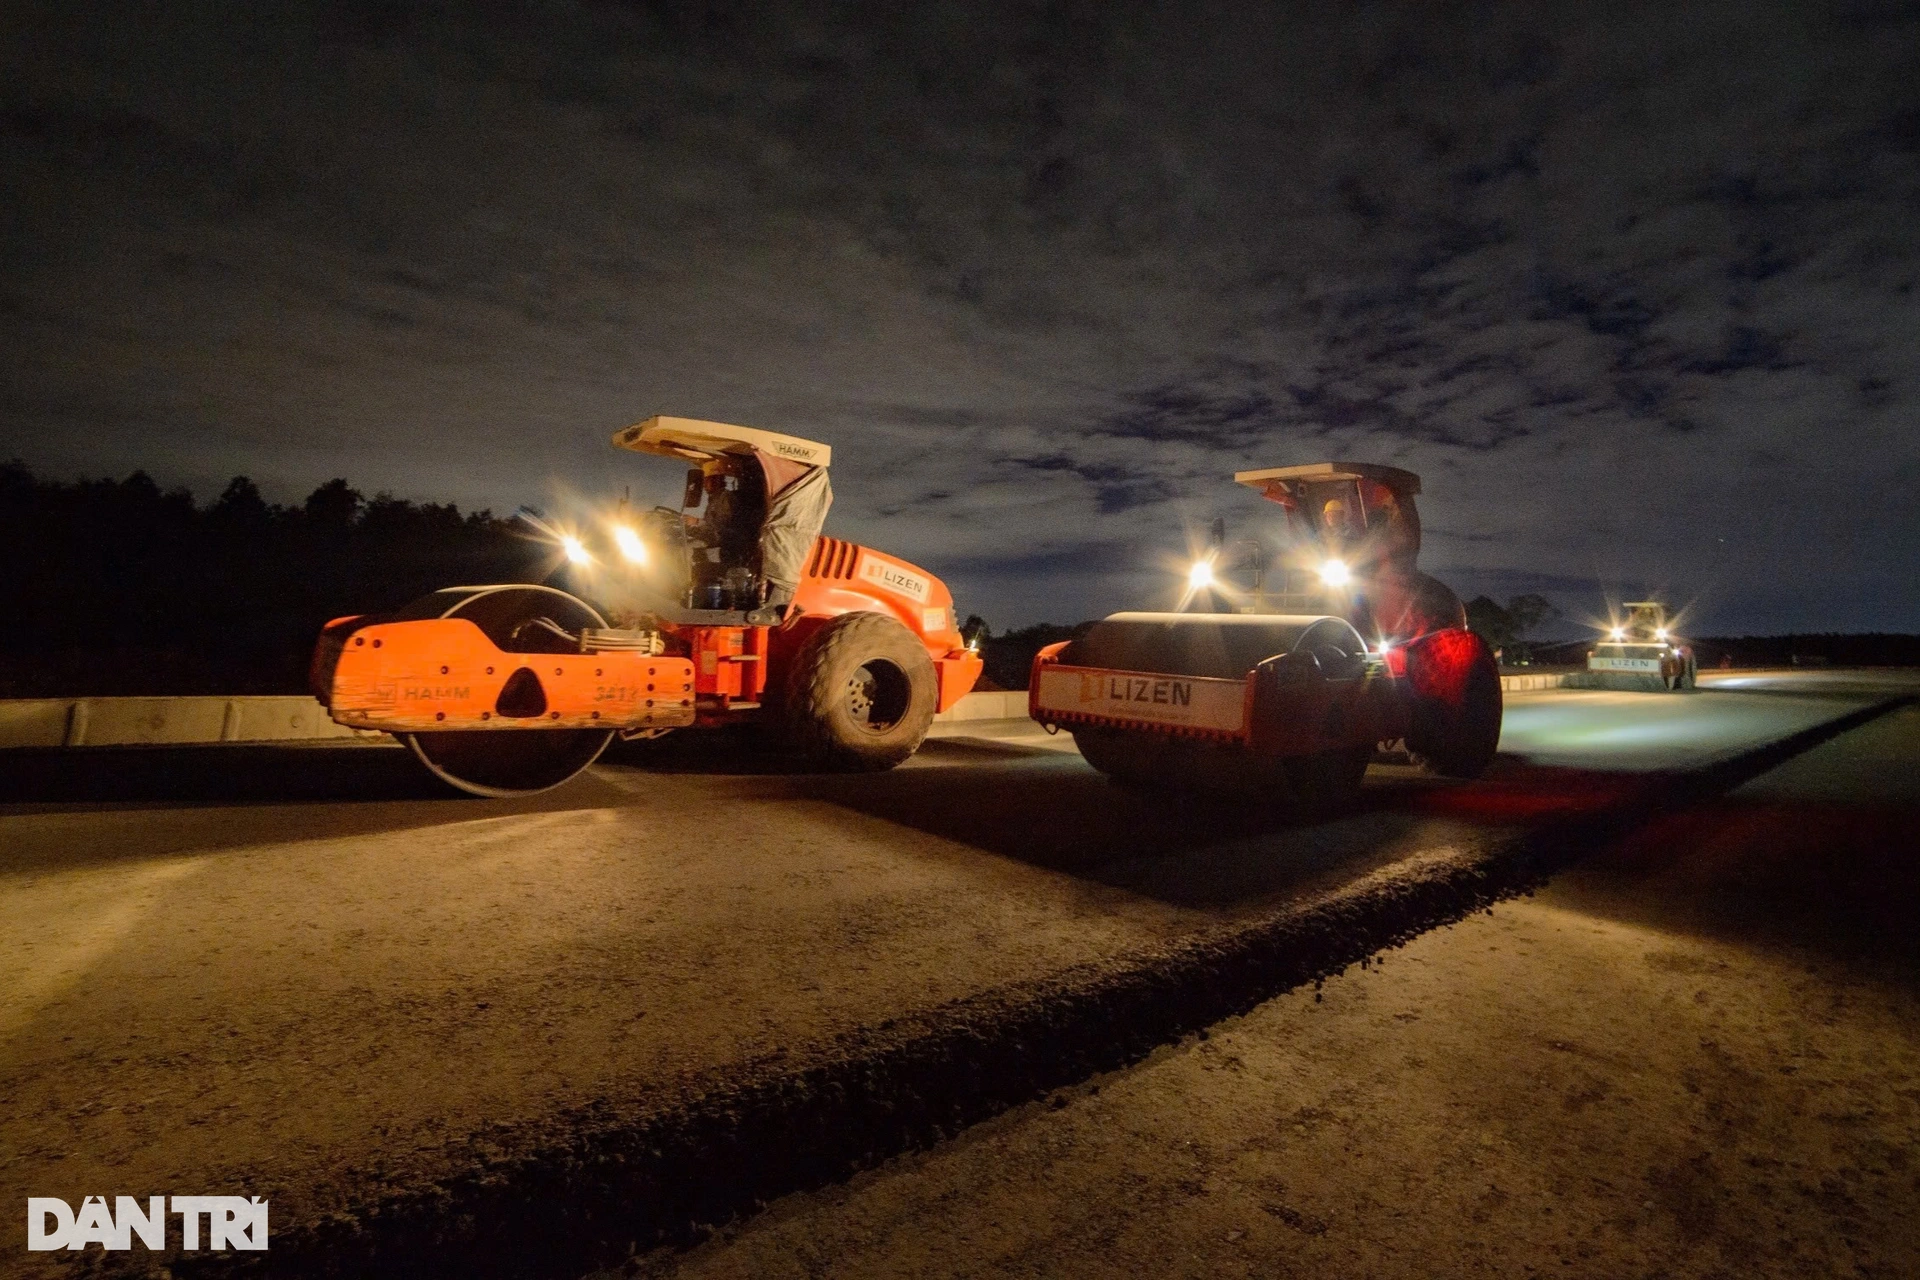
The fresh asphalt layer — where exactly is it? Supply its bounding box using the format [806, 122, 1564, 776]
[0, 675, 1910, 1277]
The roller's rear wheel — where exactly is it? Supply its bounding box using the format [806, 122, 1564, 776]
[785, 611, 937, 771]
[395, 585, 616, 797]
[1403, 628, 1503, 779]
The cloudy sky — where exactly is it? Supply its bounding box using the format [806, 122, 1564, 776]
[4, 0, 1917, 632]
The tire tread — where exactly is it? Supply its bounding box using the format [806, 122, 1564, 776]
[785, 611, 936, 771]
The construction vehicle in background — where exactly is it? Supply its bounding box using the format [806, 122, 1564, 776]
[1029, 462, 1502, 808]
[310, 416, 982, 796]
[1587, 601, 1696, 691]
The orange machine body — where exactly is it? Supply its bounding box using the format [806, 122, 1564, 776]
[326, 619, 698, 734]
[321, 536, 981, 733]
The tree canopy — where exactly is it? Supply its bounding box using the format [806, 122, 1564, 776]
[0, 462, 548, 696]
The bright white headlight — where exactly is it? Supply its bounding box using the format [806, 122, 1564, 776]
[612, 525, 646, 564]
[1318, 558, 1351, 587]
[561, 535, 591, 565]
[1187, 559, 1215, 589]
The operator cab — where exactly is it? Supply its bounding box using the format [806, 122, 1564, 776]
[1615, 601, 1669, 644]
[1236, 461, 1422, 565]
[1221, 462, 1423, 614]
[612, 416, 834, 624]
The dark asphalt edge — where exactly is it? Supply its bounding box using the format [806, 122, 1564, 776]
[128, 695, 1910, 1280]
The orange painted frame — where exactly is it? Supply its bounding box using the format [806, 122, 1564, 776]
[328, 618, 697, 733]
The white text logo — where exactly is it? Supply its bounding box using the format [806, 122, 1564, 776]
[856, 555, 931, 602]
[27, 1196, 268, 1251]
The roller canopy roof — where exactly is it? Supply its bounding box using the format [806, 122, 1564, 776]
[612, 416, 831, 468]
[1233, 461, 1420, 494]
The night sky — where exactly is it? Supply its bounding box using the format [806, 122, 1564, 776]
[4, 1, 1917, 633]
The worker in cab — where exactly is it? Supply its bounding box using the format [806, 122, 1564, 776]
[1320, 497, 1357, 546]
[685, 451, 833, 624]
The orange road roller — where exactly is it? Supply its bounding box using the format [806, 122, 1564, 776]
[1030, 462, 1502, 808]
[310, 416, 983, 796]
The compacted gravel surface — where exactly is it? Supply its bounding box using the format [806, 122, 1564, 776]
[1, 676, 1908, 1276]
[643, 697, 1920, 1280]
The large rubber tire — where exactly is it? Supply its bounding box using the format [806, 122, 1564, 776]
[785, 611, 937, 771]
[1404, 629, 1503, 779]
[398, 585, 615, 797]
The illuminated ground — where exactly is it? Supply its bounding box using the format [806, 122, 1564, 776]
[1, 673, 1913, 1275]
[649, 694, 1920, 1279]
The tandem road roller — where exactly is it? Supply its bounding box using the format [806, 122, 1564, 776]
[310, 416, 983, 796]
[1587, 600, 1697, 691]
[1030, 462, 1503, 808]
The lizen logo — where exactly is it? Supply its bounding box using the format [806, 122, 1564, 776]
[1038, 664, 1246, 734]
[27, 1196, 268, 1252]
[857, 555, 931, 603]
[1079, 672, 1194, 707]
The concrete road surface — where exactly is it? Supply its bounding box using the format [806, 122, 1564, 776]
[1, 674, 1911, 1276]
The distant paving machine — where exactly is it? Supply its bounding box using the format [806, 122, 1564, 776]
[1030, 462, 1502, 807]
[311, 416, 983, 795]
[1586, 601, 1696, 692]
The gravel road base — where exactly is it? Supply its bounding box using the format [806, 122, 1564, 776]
[642, 703, 1920, 1280]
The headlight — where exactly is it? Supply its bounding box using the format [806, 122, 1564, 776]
[1655, 627, 1669, 641]
[1318, 558, 1350, 587]
[1187, 559, 1215, 589]
[561, 535, 591, 565]
[612, 525, 647, 564]
[1609, 627, 1624, 640]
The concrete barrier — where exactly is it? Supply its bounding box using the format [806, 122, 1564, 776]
[0, 696, 381, 749]
[1499, 672, 1571, 693]
[934, 689, 1029, 722]
[0, 691, 1023, 749]
[0, 675, 1575, 750]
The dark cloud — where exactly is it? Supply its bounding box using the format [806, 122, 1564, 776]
[3, 0, 1918, 630]
[1094, 385, 1278, 448]
[1002, 453, 1179, 513]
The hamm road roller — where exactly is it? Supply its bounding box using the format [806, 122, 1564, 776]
[1030, 462, 1502, 807]
[310, 416, 983, 796]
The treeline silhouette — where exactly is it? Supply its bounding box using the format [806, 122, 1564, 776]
[1, 463, 550, 697]
[8, 462, 1917, 700]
